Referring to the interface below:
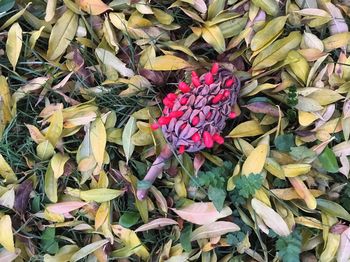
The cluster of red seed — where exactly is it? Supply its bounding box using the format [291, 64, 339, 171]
[151, 63, 238, 154]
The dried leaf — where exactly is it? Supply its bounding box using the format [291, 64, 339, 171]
[47, 10, 78, 60]
[171, 202, 232, 225]
[122, 116, 137, 164]
[135, 218, 178, 232]
[190, 221, 240, 241]
[251, 198, 291, 236]
[6, 22, 22, 70]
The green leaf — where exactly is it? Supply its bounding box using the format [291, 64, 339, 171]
[317, 198, 350, 221]
[208, 186, 226, 212]
[235, 174, 263, 198]
[119, 211, 140, 228]
[274, 134, 295, 152]
[0, 0, 14, 13]
[180, 224, 192, 253]
[41, 228, 59, 255]
[319, 146, 339, 173]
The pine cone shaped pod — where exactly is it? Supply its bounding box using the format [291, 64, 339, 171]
[156, 64, 241, 153]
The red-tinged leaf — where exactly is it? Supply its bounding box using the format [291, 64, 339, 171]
[46, 201, 87, 214]
[338, 227, 350, 262]
[135, 218, 178, 232]
[14, 180, 33, 213]
[243, 102, 282, 117]
[171, 202, 232, 225]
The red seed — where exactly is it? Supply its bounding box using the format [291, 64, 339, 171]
[203, 131, 214, 148]
[205, 73, 214, 85]
[158, 116, 171, 125]
[212, 94, 223, 104]
[191, 116, 200, 126]
[229, 112, 236, 119]
[163, 97, 174, 108]
[167, 93, 177, 101]
[211, 63, 219, 75]
[212, 133, 224, 144]
[191, 71, 198, 78]
[180, 123, 187, 130]
[180, 97, 188, 105]
[150, 122, 159, 130]
[179, 82, 191, 93]
[169, 111, 184, 118]
[223, 90, 231, 97]
[192, 77, 201, 87]
[178, 145, 185, 154]
[191, 133, 201, 142]
[225, 79, 234, 87]
[206, 111, 212, 120]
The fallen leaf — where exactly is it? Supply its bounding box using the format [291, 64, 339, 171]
[0, 215, 15, 252]
[6, 22, 22, 70]
[47, 10, 78, 60]
[144, 55, 191, 71]
[190, 221, 240, 241]
[251, 198, 291, 236]
[171, 202, 232, 225]
[135, 218, 178, 232]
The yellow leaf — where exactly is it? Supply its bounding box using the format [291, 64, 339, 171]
[45, 162, 58, 203]
[65, 187, 124, 203]
[90, 118, 106, 167]
[241, 144, 268, 176]
[46, 110, 63, 147]
[307, 89, 344, 105]
[0, 76, 12, 135]
[43, 245, 79, 262]
[202, 25, 226, 54]
[76, 0, 111, 15]
[103, 18, 119, 53]
[6, 23, 22, 70]
[95, 202, 109, 230]
[251, 0, 279, 16]
[228, 120, 264, 138]
[95, 48, 135, 77]
[51, 153, 69, 179]
[0, 154, 17, 183]
[47, 10, 78, 60]
[37, 140, 55, 160]
[282, 164, 311, 177]
[253, 31, 302, 71]
[251, 16, 287, 52]
[286, 50, 310, 83]
[111, 225, 150, 260]
[0, 3, 31, 31]
[131, 130, 153, 146]
[251, 198, 291, 236]
[78, 156, 96, 172]
[0, 215, 15, 252]
[152, 8, 174, 25]
[264, 157, 285, 179]
[323, 32, 350, 52]
[71, 239, 109, 262]
[298, 111, 318, 127]
[144, 55, 191, 71]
